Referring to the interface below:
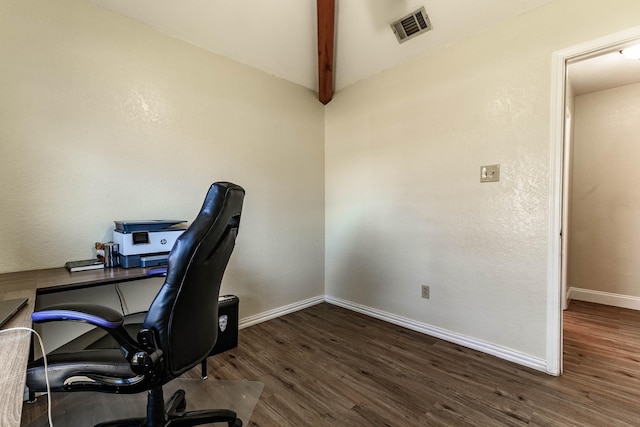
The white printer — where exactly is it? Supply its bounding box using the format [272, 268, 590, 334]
[113, 220, 187, 268]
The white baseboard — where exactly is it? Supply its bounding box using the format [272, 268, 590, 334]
[568, 287, 640, 311]
[324, 296, 549, 374]
[237, 294, 548, 373]
[238, 295, 324, 329]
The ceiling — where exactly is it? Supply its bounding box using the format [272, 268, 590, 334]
[569, 48, 640, 96]
[87, 0, 556, 93]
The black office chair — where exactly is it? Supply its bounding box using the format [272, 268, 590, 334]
[26, 182, 245, 427]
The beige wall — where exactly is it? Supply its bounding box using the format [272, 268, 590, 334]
[0, 0, 326, 318]
[325, 0, 640, 359]
[569, 83, 640, 297]
[5, 0, 640, 367]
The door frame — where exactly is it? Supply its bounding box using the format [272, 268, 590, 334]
[547, 26, 640, 375]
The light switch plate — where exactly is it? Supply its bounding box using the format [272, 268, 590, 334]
[480, 164, 500, 183]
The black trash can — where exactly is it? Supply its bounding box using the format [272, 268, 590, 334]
[211, 295, 239, 355]
[201, 294, 239, 378]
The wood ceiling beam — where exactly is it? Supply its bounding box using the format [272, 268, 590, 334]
[317, 0, 335, 105]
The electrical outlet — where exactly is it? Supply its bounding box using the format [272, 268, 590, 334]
[421, 285, 430, 299]
[480, 164, 500, 182]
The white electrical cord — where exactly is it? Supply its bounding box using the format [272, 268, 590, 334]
[0, 327, 53, 427]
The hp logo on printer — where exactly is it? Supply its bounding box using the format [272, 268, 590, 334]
[160, 239, 167, 245]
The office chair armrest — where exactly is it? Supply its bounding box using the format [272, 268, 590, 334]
[32, 303, 142, 357]
[146, 267, 167, 277]
[32, 303, 123, 328]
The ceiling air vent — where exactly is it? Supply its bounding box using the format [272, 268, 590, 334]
[390, 6, 432, 44]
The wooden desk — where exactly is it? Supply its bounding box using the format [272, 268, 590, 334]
[0, 267, 151, 427]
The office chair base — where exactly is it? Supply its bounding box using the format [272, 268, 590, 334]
[94, 387, 242, 427]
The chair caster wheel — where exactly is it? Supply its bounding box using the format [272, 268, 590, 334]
[229, 419, 242, 427]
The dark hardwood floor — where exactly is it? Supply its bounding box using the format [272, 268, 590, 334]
[20, 300, 640, 425]
[207, 301, 640, 426]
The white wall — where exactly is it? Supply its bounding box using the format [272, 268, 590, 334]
[569, 83, 640, 298]
[562, 80, 576, 309]
[325, 0, 640, 362]
[0, 0, 326, 319]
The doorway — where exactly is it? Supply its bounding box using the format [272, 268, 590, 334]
[548, 26, 640, 375]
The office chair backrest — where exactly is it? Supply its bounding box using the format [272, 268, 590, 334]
[143, 182, 245, 377]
